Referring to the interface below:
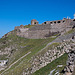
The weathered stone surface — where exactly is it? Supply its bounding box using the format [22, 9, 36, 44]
[22, 40, 75, 75]
[14, 19, 75, 39]
[63, 40, 75, 75]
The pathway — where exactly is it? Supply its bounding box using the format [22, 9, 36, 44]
[0, 51, 31, 75]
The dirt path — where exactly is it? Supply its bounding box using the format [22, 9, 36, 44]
[0, 31, 75, 75]
[0, 51, 31, 75]
[39, 32, 75, 53]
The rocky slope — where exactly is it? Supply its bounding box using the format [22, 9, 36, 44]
[30, 39, 75, 75]
[0, 28, 75, 75]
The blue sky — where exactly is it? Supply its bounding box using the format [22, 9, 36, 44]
[0, 0, 75, 37]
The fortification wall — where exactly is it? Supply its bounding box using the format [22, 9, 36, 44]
[27, 19, 73, 39]
[28, 24, 53, 39]
[15, 19, 75, 39]
[28, 30, 50, 39]
[16, 28, 29, 38]
[29, 24, 51, 30]
[19, 28, 29, 33]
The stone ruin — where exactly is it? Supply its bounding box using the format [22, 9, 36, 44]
[0, 60, 8, 66]
[14, 17, 75, 39]
[31, 19, 39, 25]
[0, 60, 8, 71]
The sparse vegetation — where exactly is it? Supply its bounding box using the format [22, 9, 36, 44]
[64, 29, 75, 35]
[0, 31, 56, 75]
[24, 25, 35, 28]
[0, 27, 74, 75]
[32, 53, 68, 75]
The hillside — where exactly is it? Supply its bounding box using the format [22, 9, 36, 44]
[32, 53, 68, 75]
[0, 30, 56, 75]
[0, 28, 75, 75]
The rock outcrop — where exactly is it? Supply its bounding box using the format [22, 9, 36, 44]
[64, 41, 75, 75]
[22, 39, 75, 75]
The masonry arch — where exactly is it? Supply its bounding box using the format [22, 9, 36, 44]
[54, 21, 56, 24]
[44, 22, 46, 24]
[73, 19, 75, 21]
[57, 21, 61, 23]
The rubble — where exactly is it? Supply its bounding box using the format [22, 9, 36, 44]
[23, 39, 75, 75]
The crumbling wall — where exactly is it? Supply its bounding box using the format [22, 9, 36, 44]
[28, 30, 50, 39]
[16, 28, 29, 38]
[27, 21, 72, 39]
[14, 19, 74, 39]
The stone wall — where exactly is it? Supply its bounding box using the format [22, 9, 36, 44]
[28, 30, 50, 39]
[15, 19, 75, 39]
[27, 19, 74, 39]
[31, 19, 39, 25]
[16, 28, 29, 38]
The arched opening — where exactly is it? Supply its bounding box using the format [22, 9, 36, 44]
[34, 22, 36, 24]
[72, 25, 75, 29]
[57, 21, 61, 23]
[63, 20, 65, 23]
[54, 21, 56, 24]
[44, 22, 46, 24]
[72, 36, 74, 39]
[50, 22, 53, 24]
[73, 19, 75, 21]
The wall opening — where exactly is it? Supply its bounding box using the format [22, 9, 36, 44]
[34, 22, 36, 24]
[72, 36, 74, 39]
[73, 19, 75, 21]
[54, 21, 56, 24]
[44, 22, 46, 24]
[72, 25, 75, 29]
[57, 21, 61, 23]
[50, 22, 53, 24]
[63, 20, 65, 23]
